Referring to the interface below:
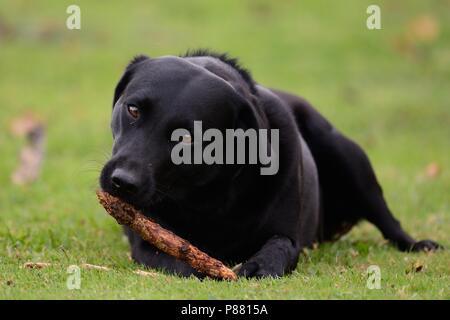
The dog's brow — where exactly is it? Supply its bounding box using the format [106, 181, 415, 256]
[125, 93, 154, 109]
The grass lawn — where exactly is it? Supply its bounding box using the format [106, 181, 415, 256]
[0, 0, 449, 299]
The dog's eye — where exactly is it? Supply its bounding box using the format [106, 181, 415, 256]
[127, 105, 140, 119]
[181, 134, 192, 144]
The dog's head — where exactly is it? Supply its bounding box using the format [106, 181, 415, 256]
[100, 52, 263, 212]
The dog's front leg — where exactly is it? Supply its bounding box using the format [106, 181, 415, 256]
[238, 235, 300, 278]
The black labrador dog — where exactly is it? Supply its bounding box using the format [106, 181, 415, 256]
[100, 50, 441, 278]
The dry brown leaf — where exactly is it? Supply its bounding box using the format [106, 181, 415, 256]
[413, 261, 424, 273]
[12, 145, 44, 185]
[80, 263, 111, 271]
[425, 162, 441, 179]
[407, 260, 425, 274]
[23, 262, 52, 269]
[392, 14, 440, 58]
[10, 114, 42, 137]
[10, 114, 45, 186]
[133, 269, 159, 277]
[408, 15, 440, 44]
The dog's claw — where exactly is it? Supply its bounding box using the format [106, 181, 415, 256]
[410, 240, 443, 252]
[237, 261, 282, 279]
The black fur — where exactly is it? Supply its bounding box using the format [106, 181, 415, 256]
[182, 49, 256, 94]
[100, 51, 442, 278]
[113, 55, 149, 106]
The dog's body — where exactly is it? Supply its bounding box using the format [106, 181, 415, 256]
[100, 50, 441, 278]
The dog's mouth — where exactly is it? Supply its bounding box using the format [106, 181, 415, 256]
[107, 187, 161, 211]
[99, 179, 151, 211]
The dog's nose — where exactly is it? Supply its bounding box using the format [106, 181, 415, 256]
[111, 168, 139, 194]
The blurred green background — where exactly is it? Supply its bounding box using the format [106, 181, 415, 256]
[0, 0, 448, 299]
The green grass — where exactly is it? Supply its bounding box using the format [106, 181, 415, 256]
[0, 0, 449, 299]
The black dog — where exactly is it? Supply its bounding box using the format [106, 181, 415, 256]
[100, 50, 441, 278]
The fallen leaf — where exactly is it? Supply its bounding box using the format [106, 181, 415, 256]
[407, 260, 425, 274]
[408, 15, 440, 44]
[10, 113, 42, 137]
[392, 14, 440, 58]
[80, 263, 110, 271]
[413, 261, 424, 272]
[23, 262, 52, 269]
[134, 269, 159, 277]
[425, 162, 441, 179]
[10, 114, 46, 186]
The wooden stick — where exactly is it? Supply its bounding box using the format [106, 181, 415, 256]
[96, 190, 237, 280]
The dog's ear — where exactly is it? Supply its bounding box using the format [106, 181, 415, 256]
[232, 92, 265, 131]
[236, 103, 260, 131]
[113, 55, 149, 107]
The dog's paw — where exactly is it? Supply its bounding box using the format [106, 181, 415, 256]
[237, 260, 283, 279]
[410, 240, 443, 252]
